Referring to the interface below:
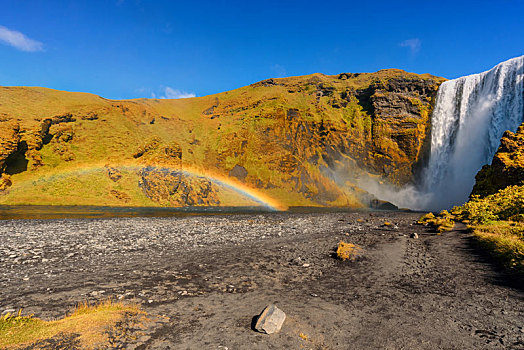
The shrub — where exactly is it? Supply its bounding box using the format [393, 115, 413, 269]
[336, 241, 361, 261]
[456, 186, 524, 224]
[417, 212, 435, 225]
[417, 211, 454, 233]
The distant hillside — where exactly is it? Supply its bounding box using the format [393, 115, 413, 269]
[0, 70, 445, 209]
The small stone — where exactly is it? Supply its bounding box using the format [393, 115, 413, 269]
[255, 304, 286, 334]
[410, 233, 419, 239]
[302, 263, 310, 268]
[137, 335, 151, 343]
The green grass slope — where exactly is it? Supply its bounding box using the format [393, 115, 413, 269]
[0, 70, 445, 209]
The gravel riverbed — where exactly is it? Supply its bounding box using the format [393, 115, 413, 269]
[0, 211, 523, 349]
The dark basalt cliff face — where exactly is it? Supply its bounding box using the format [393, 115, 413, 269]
[0, 120, 20, 189]
[0, 120, 20, 172]
[0, 70, 445, 208]
[471, 123, 524, 197]
[323, 74, 439, 185]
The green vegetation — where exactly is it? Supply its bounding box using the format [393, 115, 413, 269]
[451, 185, 524, 272]
[417, 210, 455, 233]
[472, 221, 524, 271]
[417, 185, 524, 272]
[0, 300, 144, 349]
[454, 185, 524, 224]
[0, 70, 444, 208]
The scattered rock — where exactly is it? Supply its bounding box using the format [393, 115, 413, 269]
[370, 199, 399, 210]
[107, 167, 122, 182]
[2, 308, 15, 315]
[81, 113, 99, 120]
[229, 164, 248, 181]
[254, 304, 286, 334]
[0, 173, 12, 191]
[110, 189, 131, 202]
[51, 113, 76, 125]
[410, 233, 419, 239]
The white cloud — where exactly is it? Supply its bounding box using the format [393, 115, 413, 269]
[154, 86, 195, 99]
[0, 25, 43, 52]
[400, 38, 421, 55]
[270, 64, 287, 78]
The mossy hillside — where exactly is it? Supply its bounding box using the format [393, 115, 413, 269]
[0, 69, 444, 208]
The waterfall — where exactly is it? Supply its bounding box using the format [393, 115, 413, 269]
[423, 55, 524, 210]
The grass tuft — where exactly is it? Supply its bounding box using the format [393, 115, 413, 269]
[416, 211, 454, 233]
[336, 241, 362, 261]
[0, 299, 144, 349]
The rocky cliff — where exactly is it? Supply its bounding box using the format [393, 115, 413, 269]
[0, 70, 444, 208]
[471, 123, 524, 198]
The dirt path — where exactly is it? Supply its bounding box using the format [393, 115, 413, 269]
[0, 211, 523, 349]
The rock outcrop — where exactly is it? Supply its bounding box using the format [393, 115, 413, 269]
[0, 120, 20, 174]
[471, 123, 524, 198]
[138, 167, 220, 206]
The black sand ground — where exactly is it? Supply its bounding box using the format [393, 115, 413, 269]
[1, 211, 523, 349]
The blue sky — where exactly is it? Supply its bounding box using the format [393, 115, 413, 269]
[0, 0, 523, 100]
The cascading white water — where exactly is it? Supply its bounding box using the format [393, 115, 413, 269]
[423, 55, 524, 210]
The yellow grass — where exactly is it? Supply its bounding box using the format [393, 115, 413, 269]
[0, 299, 144, 349]
[336, 241, 362, 261]
[472, 221, 524, 271]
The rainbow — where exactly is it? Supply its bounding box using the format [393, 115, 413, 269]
[11, 162, 286, 211]
[179, 165, 286, 211]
